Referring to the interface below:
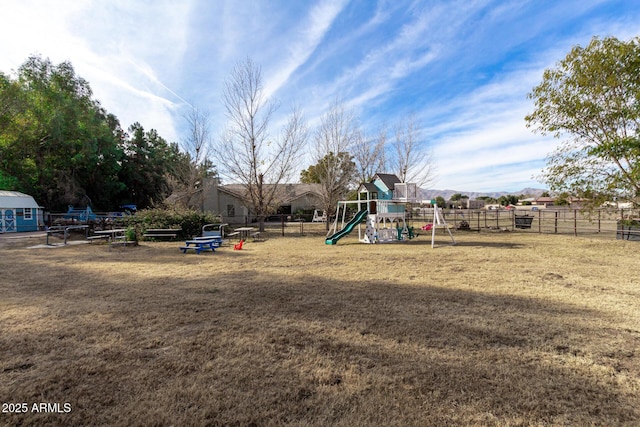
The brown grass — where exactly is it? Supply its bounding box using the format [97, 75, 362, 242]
[1, 230, 639, 426]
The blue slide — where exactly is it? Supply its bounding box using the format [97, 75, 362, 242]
[325, 210, 368, 245]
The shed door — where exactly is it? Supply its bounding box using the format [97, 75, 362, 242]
[1, 209, 16, 232]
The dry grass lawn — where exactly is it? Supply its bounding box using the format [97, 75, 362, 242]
[1, 230, 639, 426]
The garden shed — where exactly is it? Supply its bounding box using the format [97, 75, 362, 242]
[0, 190, 43, 232]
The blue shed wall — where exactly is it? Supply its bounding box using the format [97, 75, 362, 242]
[16, 208, 40, 231]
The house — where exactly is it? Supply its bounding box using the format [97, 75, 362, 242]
[0, 191, 44, 232]
[533, 196, 555, 208]
[202, 179, 324, 223]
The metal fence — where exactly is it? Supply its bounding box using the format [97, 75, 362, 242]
[411, 208, 640, 240]
[224, 208, 640, 240]
[42, 208, 640, 240]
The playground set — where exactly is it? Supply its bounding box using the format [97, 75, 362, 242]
[325, 173, 455, 247]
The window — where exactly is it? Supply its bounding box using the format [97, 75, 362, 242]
[227, 204, 235, 217]
[24, 208, 32, 220]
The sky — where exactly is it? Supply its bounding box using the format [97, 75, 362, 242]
[1, 0, 639, 193]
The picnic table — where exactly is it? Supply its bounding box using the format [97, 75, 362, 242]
[234, 227, 255, 240]
[179, 238, 221, 254]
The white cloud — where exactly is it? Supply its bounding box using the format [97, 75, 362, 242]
[0, 0, 193, 142]
[2, 0, 639, 192]
[263, 0, 349, 99]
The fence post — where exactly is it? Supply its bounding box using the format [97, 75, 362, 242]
[496, 209, 500, 229]
[555, 211, 558, 234]
[574, 209, 577, 236]
[538, 210, 541, 233]
[281, 214, 285, 237]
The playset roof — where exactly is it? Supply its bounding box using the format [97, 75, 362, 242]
[373, 173, 401, 191]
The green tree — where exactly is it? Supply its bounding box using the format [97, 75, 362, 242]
[0, 72, 23, 190]
[477, 196, 497, 204]
[1, 55, 189, 212]
[526, 36, 640, 206]
[119, 123, 183, 208]
[301, 151, 356, 228]
[301, 151, 356, 185]
[0, 56, 125, 210]
[498, 195, 518, 206]
[555, 192, 570, 206]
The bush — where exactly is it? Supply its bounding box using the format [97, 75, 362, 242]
[117, 207, 219, 240]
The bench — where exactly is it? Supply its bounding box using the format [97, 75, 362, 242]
[86, 235, 109, 243]
[143, 228, 181, 240]
[251, 231, 263, 241]
[226, 232, 240, 239]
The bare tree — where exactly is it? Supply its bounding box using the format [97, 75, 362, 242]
[215, 58, 307, 231]
[352, 125, 386, 183]
[391, 115, 436, 187]
[311, 99, 359, 229]
[177, 105, 214, 210]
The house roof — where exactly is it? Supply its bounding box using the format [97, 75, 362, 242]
[0, 191, 41, 209]
[373, 173, 401, 191]
[220, 183, 323, 203]
[535, 197, 555, 203]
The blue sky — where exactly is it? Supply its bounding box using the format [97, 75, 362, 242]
[2, 0, 639, 192]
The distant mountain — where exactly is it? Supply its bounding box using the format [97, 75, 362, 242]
[419, 187, 547, 201]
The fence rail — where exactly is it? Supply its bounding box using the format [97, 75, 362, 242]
[213, 208, 640, 240]
[412, 207, 640, 240]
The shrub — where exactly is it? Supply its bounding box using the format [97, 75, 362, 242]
[117, 207, 219, 240]
[618, 218, 640, 227]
